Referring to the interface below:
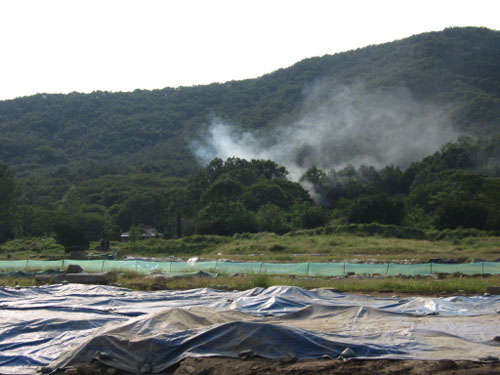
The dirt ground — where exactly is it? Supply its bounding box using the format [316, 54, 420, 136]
[64, 357, 500, 375]
[175, 357, 500, 375]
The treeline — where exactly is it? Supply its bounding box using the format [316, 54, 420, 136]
[0, 158, 320, 245]
[301, 139, 500, 231]
[1, 137, 499, 247]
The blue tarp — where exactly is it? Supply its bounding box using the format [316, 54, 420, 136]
[0, 285, 499, 374]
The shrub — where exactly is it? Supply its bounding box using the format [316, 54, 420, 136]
[346, 195, 405, 225]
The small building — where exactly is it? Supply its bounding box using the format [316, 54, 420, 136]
[143, 227, 162, 239]
[120, 228, 163, 241]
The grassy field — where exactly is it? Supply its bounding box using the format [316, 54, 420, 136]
[0, 225, 499, 294]
[118, 273, 500, 295]
[211, 232, 500, 263]
[0, 237, 65, 260]
[1, 225, 499, 263]
[1, 272, 498, 295]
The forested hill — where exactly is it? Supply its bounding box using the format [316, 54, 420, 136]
[1, 26, 499, 179]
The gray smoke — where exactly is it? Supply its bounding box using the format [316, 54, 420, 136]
[189, 81, 459, 181]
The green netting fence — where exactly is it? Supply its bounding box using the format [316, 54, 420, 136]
[0, 259, 499, 276]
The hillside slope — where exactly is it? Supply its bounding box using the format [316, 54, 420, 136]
[0, 27, 499, 179]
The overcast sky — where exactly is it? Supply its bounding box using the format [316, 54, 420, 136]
[1, 0, 499, 101]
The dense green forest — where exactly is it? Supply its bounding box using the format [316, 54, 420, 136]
[1, 27, 499, 179]
[1, 139, 499, 246]
[0, 27, 499, 247]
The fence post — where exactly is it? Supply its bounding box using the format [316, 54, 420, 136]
[306, 262, 310, 277]
[26, 259, 29, 270]
[135, 260, 138, 273]
[215, 259, 218, 272]
[385, 263, 389, 275]
[343, 262, 346, 277]
[482, 262, 484, 276]
[101, 260, 105, 272]
[259, 262, 263, 274]
[62, 259, 65, 271]
[430, 263, 433, 274]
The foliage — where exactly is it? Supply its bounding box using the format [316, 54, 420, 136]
[256, 204, 289, 234]
[0, 163, 20, 243]
[53, 223, 89, 249]
[344, 195, 405, 225]
[1, 146, 500, 245]
[128, 226, 142, 243]
[196, 201, 257, 235]
[173, 158, 311, 236]
[408, 169, 499, 230]
[1, 28, 500, 244]
[290, 202, 330, 229]
[0, 28, 499, 181]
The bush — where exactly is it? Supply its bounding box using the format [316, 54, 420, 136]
[53, 224, 90, 249]
[346, 195, 405, 225]
[256, 204, 289, 234]
[197, 202, 258, 235]
[269, 244, 287, 252]
[434, 200, 488, 230]
[299, 206, 330, 229]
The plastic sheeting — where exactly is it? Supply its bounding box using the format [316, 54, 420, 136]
[0, 285, 499, 374]
[1, 259, 499, 276]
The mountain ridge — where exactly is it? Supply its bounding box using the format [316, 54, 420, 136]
[0, 27, 499, 179]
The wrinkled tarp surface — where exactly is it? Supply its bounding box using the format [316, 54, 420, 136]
[0, 285, 499, 374]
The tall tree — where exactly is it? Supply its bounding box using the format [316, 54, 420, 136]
[0, 163, 20, 243]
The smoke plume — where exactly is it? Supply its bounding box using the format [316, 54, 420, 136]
[189, 81, 459, 181]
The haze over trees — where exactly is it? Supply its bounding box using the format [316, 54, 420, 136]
[0, 27, 499, 245]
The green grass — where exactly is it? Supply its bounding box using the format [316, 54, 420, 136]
[0, 275, 37, 287]
[0, 237, 65, 260]
[0, 225, 499, 264]
[2, 273, 497, 295]
[1, 225, 498, 294]
[209, 232, 500, 263]
[117, 273, 500, 294]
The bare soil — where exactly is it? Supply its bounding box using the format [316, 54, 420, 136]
[64, 357, 500, 375]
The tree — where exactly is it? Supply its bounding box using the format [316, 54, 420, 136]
[21, 205, 56, 236]
[377, 166, 406, 195]
[57, 186, 84, 227]
[0, 163, 20, 243]
[408, 170, 485, 214]
[196, 202, 257, 235]
[346, 195, 405, 225]
[300, 166, 327, 185]
[128, 225, 142, 243]
[241, 181, 288, 210]
[202, 177, 244, 205]
[53, 223, 89, 249]
[479, 178, 500, 230]
[299, 206, 330, 229]
[256, 203, 289, 233]
[114, 192, 168, 231]
[434, 200, 488, 230]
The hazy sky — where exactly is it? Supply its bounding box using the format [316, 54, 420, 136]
[1, 0, 499, 101]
